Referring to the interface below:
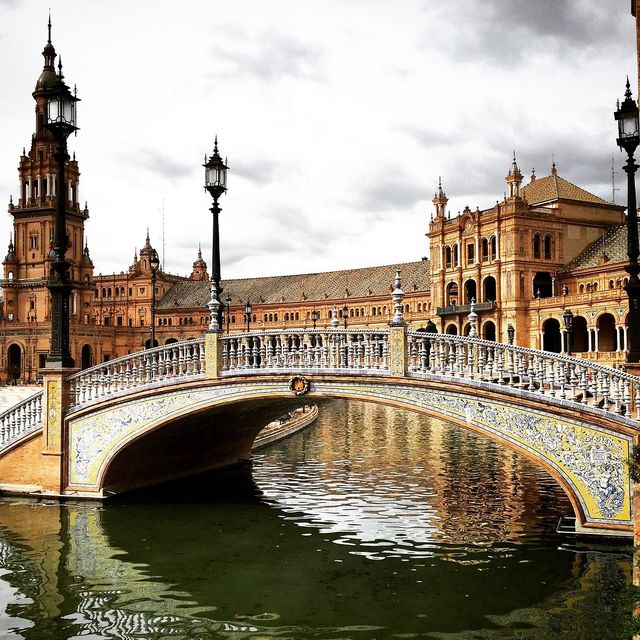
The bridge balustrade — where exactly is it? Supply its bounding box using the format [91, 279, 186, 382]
[68, 339, 206, 409]
[406, 331, 640, 420]
[220, 329, 391, 374]
[0, 392, 42, 448]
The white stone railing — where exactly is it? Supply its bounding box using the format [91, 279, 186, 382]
[68, 339, 206, 409]
[61, 328, 640, 424]
[220, 329, 391, 374]
[0, 391, 42, 451]
[406, 330, 640, 421]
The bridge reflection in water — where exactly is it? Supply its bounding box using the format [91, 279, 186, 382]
[0, 400, 631, 639]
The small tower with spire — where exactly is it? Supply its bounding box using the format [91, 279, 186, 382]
[191, 245, 209, 281]
[506, 151, 523, 198]
[432, 177, 448, 220]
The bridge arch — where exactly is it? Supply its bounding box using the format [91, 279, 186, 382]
[66, 376, 633, 534]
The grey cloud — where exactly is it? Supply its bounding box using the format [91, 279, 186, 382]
[422, 0, 628, 67]
[355, 170, 428, 214]
[210, 32, 324, 81]
[233, 158, 296, 185]
[130, 147, 193, 181]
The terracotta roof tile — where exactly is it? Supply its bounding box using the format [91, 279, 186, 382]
[521, 174, 610, 206]
[564, 223, 639, 271]
[157, 260, 430, 310]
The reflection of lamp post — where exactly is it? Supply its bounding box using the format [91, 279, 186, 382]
[45, 58, 79, 368]
[341, 304, 349, 329]
[244, 300, 252, 332]
[225, 293, 232, 334]
[311, 308, 319, 329]
[615, 79, 640, 362]
[149, 249, 160, 348]
[507, 324, 515, 345]
[204, 137, 228, 331]
[562, 309, 574, 356]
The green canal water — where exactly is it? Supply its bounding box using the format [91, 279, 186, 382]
[0, 399, 633, 639]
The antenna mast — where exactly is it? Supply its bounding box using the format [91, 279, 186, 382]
[612, 156, 620, 204]
[162, 199, 166, 271]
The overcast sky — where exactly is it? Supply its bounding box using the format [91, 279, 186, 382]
[0, 0, 636, 279]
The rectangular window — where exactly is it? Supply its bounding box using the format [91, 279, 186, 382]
[117, 316, 123, 326]
[128, 288, 132, 296]
[467, 243, 475, 265]
[104, 316, 110, 326]
[128, 318, 133, 327]
[140, 319, 145, 327]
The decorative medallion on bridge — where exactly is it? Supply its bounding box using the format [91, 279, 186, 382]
[289, 375, 310, 396]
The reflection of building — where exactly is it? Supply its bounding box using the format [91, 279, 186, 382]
[0, 24, 638, 382]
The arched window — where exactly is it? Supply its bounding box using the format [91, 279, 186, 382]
[592, 281, 598, 291]
[481, 238, 489, 262]
[285, 313, 289, 322]
[231, 315, 236, 323]
[295, 312, 299, 321]
[542, 318, 561, 353]
[446, 282, 459, 306]
[579, 283, 585, 294]
[7, 271, 13, 281]
[372, 307, 377, 316]
[544, 235, 552, 260]
[533, 272, 552, 298]
[417, 303, 422, 312]
[533, 234, 541, 259]
[464, 279, 477, 304]
[445, 246, 452, 269]
[453, 243, 459, 267]
[609, 279, 615, 290]
[483, 276, 497, 302]
[490, 236, 497, 261]
[274, 313, 278, 321]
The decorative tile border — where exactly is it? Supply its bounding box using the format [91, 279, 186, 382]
[66, 379, 632, 526]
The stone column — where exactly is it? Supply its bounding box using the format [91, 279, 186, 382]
[594, 328, 600, 353]
[560, 330, 566, 354]
[389, 325, 407, 377]
[625, 326, 629, 353]
[588, 328, 593, 353]
[40, 368, 78, 495]
[205, 331, 223, 379]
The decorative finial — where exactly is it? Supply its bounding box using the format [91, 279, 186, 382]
[22, 147, 25, 157]
[47, 11, 52, 44]
[214, 135, 219, 154]
[331, 305, 339, 329]
[9, 195, 12, 205]
[390, 268, 406, 327]
[72, 151, 76, 161]
[626, 75, 632, 99]
[57, 56, 63, 79]
[467, 298, 478, 337]
[551, 156, 557, 176]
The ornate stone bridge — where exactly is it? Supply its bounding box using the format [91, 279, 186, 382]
[0, 326, 638, 537]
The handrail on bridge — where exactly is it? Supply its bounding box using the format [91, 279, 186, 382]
[61, 327, 640, 425]
[0, 391, 43, 449]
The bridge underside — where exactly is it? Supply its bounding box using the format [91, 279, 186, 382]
[101, 398, 301, 496]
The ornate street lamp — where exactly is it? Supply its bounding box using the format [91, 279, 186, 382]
[615, 78, 640, 362]
[311, 308, 320, 330]
[341, 304, 349, 329]
[204, 137, 228, 331]
[45, 59, 79, 368]
[225, 293, 232, 334]
[507, 324, 515, 345]
[149, 248, 160, 348]
[244, 300, 253, 332]
[562, 309, 574, 356]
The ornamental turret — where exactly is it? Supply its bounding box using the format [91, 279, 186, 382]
[505, 151, 523, 198]
[191, 245, 209, 281]
[432, 177, 448, 220]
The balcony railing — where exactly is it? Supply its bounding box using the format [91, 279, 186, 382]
[436, 301, 495, 316]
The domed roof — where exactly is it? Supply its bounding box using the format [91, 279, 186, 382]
[35, 18, 58, 92]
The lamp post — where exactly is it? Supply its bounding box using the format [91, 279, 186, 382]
[149, 248, 160, 348]
[45, 59, 79, 368]
[204, 137, 228, 331]
[507, 324, 515, 345]
[615, 78, 640, 362]
[562, 309, 574, 356]
[341, 304, 349, 329]
[225, 293, 232, 334]
[244, 300, 253, 332]
[311, 308, 320, 330]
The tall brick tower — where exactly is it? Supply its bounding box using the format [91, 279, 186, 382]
[1, 19, 94, 378]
